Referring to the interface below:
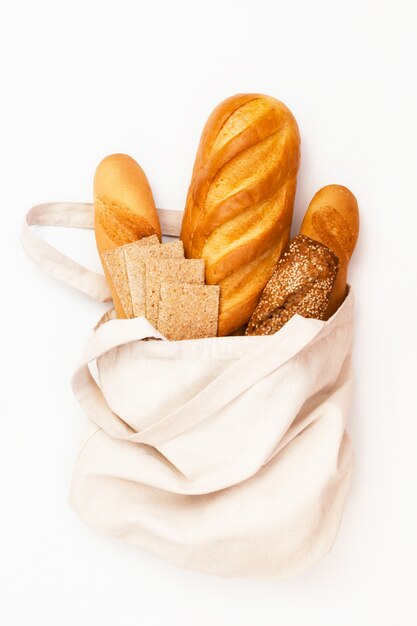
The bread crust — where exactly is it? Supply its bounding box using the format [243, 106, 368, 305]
[300, 184, 359, 318]
[245, 235, 339, 335]
[94, 154, 161, 317]
[181, 94, 300, 336]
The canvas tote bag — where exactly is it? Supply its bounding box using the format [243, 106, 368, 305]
[22, 201, 354, 579]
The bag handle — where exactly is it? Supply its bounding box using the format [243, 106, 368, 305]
[71, 310, 328, 447]
[71, 316, 168, 442]
[21, 202, 183, 302]
[25, 201, 352, 447]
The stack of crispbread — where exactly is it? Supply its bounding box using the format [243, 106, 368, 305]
[102, 236, 219, 340]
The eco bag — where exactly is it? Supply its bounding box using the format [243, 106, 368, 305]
[22, 202, 354, 579]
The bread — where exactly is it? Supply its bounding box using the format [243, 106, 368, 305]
[180, 93, 300, 336]
[158, 283, 220, 340]
[300, 185, 359, 318]
[124, 240, 184, 317]
[145, 258, 205, 326]
[94, 154, 161, 317]
[246, 235, 339, 335]
[102, 235, 161, 317]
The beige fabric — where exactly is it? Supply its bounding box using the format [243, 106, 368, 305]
[22, 202, 354, 579]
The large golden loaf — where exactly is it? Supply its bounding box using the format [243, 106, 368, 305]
[181, 94, 301, 335]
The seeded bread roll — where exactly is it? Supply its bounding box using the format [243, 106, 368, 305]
[94, 154, 161, 318]
[246, 235, 339, 335]
[300, 185, 359, 318]
[181, 93, 300, 336]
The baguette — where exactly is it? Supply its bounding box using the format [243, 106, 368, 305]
[300, 185, 359, 318]
[94, 154, 161, 317]
[180, 94, 300, 336]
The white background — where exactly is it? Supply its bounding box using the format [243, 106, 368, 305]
[1, 1, 416, 624]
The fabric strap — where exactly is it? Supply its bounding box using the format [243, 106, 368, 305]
[21, 200, 336, 447]
[71, 311, 327, 447]
[21, 202, 183, 302]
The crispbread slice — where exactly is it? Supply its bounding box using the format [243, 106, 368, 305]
[134, 235, 160, 247]
[146, 258, 205, 326]
[125, 240, 185, 317]
[102, 235, 161, 317]
[157, 283, 220, 340]
[102, 246, 132, 316]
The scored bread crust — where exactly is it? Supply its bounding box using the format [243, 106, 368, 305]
[300, 184, 359, 318]
[94, 154, 161, 318]
[180, 93, 301, 336]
